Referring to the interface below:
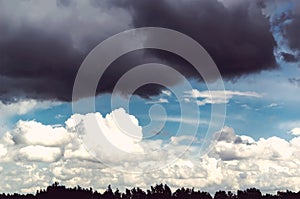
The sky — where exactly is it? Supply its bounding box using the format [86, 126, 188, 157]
[0, 0, 300, 195]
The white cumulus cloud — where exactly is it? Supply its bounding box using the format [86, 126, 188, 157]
[12, 120, 70, 147]
[290, 127, 300, 136]
[0, 100, 60, 133]
[18, 146, 62, 162]
[0, 110, 300, 194]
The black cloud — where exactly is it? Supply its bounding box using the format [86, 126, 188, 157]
[271, 0, 300, 62]
[0, 18, 85, 102]
[280, 52, 298, 62]
[0, 0, 295, 102]
[284, 12, 300, 54]
[122, 0, 277, 78]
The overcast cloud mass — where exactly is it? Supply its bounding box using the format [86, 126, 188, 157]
[1, 0, 299, 102]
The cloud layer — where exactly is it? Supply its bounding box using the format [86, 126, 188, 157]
[2, 0, 299, 102]
[1, 109, 300, 194]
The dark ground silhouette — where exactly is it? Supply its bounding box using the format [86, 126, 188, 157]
[1, 183, 300, 199]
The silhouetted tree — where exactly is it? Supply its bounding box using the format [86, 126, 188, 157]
[1, 183, 300, 199]
[277, 190, 300, 199]
[214, 190, 229, 199]
[238, 188, 262, 199]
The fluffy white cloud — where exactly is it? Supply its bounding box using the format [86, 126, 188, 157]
[12, 120, 70, 147]
[184, 89, 262, 106]
[0, 100, 57, 117]
[0, 100, 60, 134]
[66, 108, 144, 161]
[1, 109, 300, 194]
[0, 144, 7, 158]
[18, 146, 62, 162]
[2, 108, 145, 165]
[290, 127, 300, 136]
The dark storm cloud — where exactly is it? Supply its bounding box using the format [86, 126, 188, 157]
[0, 0, 292, 102]
[120, 0, 277, 78]
[0, 0, 131, 102]
[280, 52, 298, 62]
[56, 0, 72, 7]
[266, 0, 300, 62]
[98, 50, 192, 99]
[0, 18, 84, 102]
[284, 16, 300, 59]
[284, 1, 300, 54]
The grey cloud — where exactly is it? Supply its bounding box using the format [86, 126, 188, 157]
[289, 77, 300, 87]
[215, 126, 237, 142]
[0, 0, 132, 102]
[122, 0, 277, 78]
[284, 1, 300, 53]
[280, 52, 298, 62]
[0, 0, 296, 102]
[266, 0, 300, 62]
[56, 0, 72, 7]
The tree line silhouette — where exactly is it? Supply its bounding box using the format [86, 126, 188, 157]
[1, 182, 300, 199]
